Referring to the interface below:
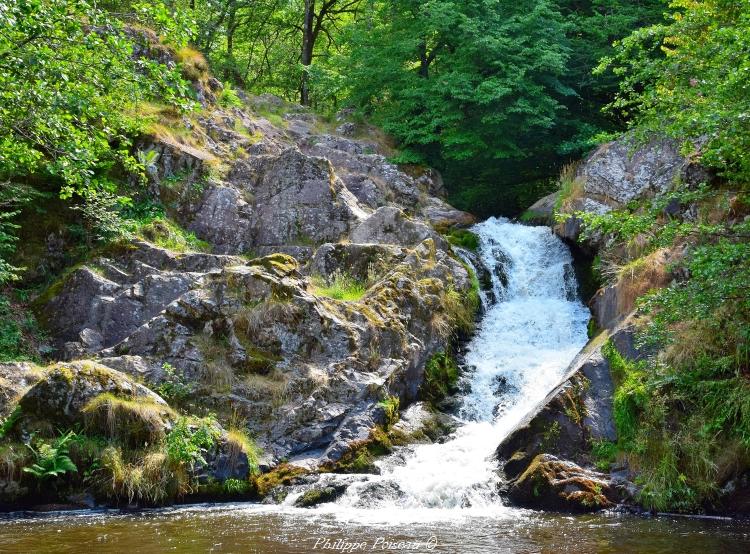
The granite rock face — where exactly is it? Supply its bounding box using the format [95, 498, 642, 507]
[36, 97, 477, 469]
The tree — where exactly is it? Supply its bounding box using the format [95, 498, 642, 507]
[343, 0, 571, 162]
[600, 0, 750, 183]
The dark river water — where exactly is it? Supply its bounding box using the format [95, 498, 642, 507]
[0, 503, 748, 553]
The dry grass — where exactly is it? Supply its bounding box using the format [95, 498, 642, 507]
[83, 393, 175, 447]
[555, 162, 585, 213]
[193, 333, 234, 392]
[243, 370, 290, 407]
[225, 427, 261, 475]
[615, 248, 674, 315]
[175, 47, 209, 81]
[100, 446, 188, 505]
[0, 442, 29, 483]
[233, 299, 300, 337]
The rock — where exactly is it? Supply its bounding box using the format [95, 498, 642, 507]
[294, 484, 348, 507]
[306, 243, 406, 282]
[389, 402, 457, 444]
[18, 361, 169, 428]
[525, 193, 558, 223]
[507, 454, 616, 512]
[351, 207, 447, 248]
[580, 136, 692, 205]
[0, 362, 44, 416]
[496, 335, 615, 479]
[554, 135, 709, 248]
[190, 148, 366, 254]
[421, 197, 476, 229]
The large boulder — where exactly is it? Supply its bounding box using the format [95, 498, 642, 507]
[497, 335, 615, 481]
[189, 148, 367, 255]
[18, 361, 170, 428]
[350, 207, 448, 249]
[554, 135, 709, 246]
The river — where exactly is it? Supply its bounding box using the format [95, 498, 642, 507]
[1, 218, 748, 552]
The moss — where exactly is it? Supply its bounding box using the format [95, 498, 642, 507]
[254, 463, 308, 499]
[444, 228, 480, 252]
[295, 486, 344, 507]
[136, 218, 211, 253]
[248, 253, 299, 275]
[323, 427, 393, 474]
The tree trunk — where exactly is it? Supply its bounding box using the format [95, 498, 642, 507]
[300, 0, 316, 105]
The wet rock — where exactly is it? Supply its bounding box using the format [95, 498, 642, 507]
[496, 336, 615, 479]
[507, 454, 616, 512]
[294, 483, 348, 507]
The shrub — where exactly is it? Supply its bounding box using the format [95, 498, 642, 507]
[378, 396, 400, 429]
[165, 416, 220, 469]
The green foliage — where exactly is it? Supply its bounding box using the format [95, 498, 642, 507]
[378, 396, 400, 430]
[0, 0, 194, 199]
[444, 229, 480, 252]
[0, 406, 22, 440]
[155, 363, 196, 405]
[23, 430, 79, 480]
[222, 477, 250, 495]
[342, 0, 571, 164]
[591, 439, 619, 472]
[165, 416, 220, 469]
[0, 294, 41, 362]
[422, 351, 459, 403]
[311, 271, 367, 302]
[600, 0, 750, 183]
[218, 83, 244, 108]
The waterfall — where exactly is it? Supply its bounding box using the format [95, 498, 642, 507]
[297, 218, 590, 519]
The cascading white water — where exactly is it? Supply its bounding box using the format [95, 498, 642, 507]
[298, 218, 590, 520]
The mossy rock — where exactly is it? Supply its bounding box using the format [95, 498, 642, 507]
[18, 361, 169, 431]
[294, 484, 348, 508]
[507, 454, 615, 512]
[254, 463, 308, 499]
[249, 253, 299, 276]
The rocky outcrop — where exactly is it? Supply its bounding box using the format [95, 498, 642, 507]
[36, 103, 475, 467]
[554, 135, 708, 246]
